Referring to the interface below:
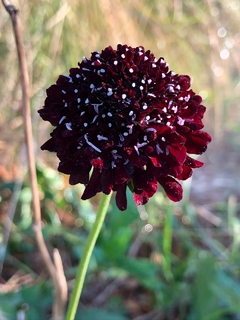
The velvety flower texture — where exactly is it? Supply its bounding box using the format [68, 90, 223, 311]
[39, 44, 211, 210]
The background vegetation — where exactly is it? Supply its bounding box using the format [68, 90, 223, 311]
[0, 0, 240, 319]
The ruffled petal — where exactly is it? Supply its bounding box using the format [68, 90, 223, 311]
[158, 176, 183, 202]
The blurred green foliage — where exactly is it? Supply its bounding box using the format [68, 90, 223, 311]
[1, 164, 240, 319]
[1, 0, 240, 319]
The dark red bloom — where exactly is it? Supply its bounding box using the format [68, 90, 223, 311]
[39, 44, 211, 210]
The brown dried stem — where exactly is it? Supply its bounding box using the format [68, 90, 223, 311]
[1, 1, 67, 319]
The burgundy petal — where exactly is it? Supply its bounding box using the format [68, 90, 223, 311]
[133, 181, 158, 206]
[158, 176, 183, 202]
[185, 131, 211, 154]
[115, 183, 127, 211]
[177, 165, 193, 180]
[81, 168, 102, 200]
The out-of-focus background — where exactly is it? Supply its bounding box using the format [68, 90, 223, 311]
[0, 0, 240, 319]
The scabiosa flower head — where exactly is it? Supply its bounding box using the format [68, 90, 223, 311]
[39, 44, 211, 210]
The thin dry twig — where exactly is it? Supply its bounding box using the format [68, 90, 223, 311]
[1, 1, 67, 319]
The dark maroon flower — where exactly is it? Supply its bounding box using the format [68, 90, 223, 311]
[39, 44, 211, 210]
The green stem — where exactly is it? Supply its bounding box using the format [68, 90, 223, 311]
[162, 203, 173, 281]
[65, 193, 112, 320]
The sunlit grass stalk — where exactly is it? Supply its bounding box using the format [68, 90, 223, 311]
[66, 193, 112, 320]
[162, 203, 173, 280]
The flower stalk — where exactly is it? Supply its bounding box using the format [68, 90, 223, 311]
[66, 192, 112, 320]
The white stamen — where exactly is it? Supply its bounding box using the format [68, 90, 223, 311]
[74, 89, 78, 93]
[119, 133, 125, 142]
[124, 159, 129, 165]
[177, 117, 185, 126]
[166, 146, 169, 155]
[107, 88, 113, 96]
[84, 123, 88, 127]
[85, 98, 89, 104]
[146, 115, 150, 121]
[139, 52, 143, 56]
[161, 137, 166, 142]
[176, 85, 180, 90]
[141, 80, 145, 84]
[140, 86, 144, 90]
[122, 94, 127, 99]
[82, 68, 90, 71]
[97, 135, 108, 141]
[100, 68, 105, 73]
[76, 74, 80, 78]
[127, 124, 134, 134]
[93, 104, 99, 113]
[144, 56, 148, 61]
[90, 84, 95, 89]
[77, 98, 81, 103]
[162, 107, 167, 113]
[156, 144, 163, 154]
[132, 83, 136, 87]
[145, 128, 157, 132]
[84, 134, 101, 153]
[64, 103, 68, 107]
[152, 63, 157, 68]
[129, 111, 134, 116]
[137, 142, 148, 148]
[162, 73, 166, 78]
[62, 90, 66, 94]
[80, 111, 85, 116]
[147, 93, 156, 97]
[59, 116, 66, 124]
[121, 54, 125, 58]
[134, 145, 139, 155]
[148, 79, 152, 84]
[108, 123, 112, 127]
[65, 122, 72, 131]
[166, 122, 171, 126]
[123, 132, 128, 136]
[142, 103, 148, 110]
[143, 135, 147, 141]
[129, 68, 134, 73]
[92, 115, 98, 123]
[102, 114, 106, 118]
[114, 60, 118, 65]
[107, 112, 113, 117]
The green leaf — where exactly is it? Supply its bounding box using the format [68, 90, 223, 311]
[75, 307, 129, 320]
[116, 257, 159, 290]
[211, 270, 240, 313]
[191, 251, 221, 319]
